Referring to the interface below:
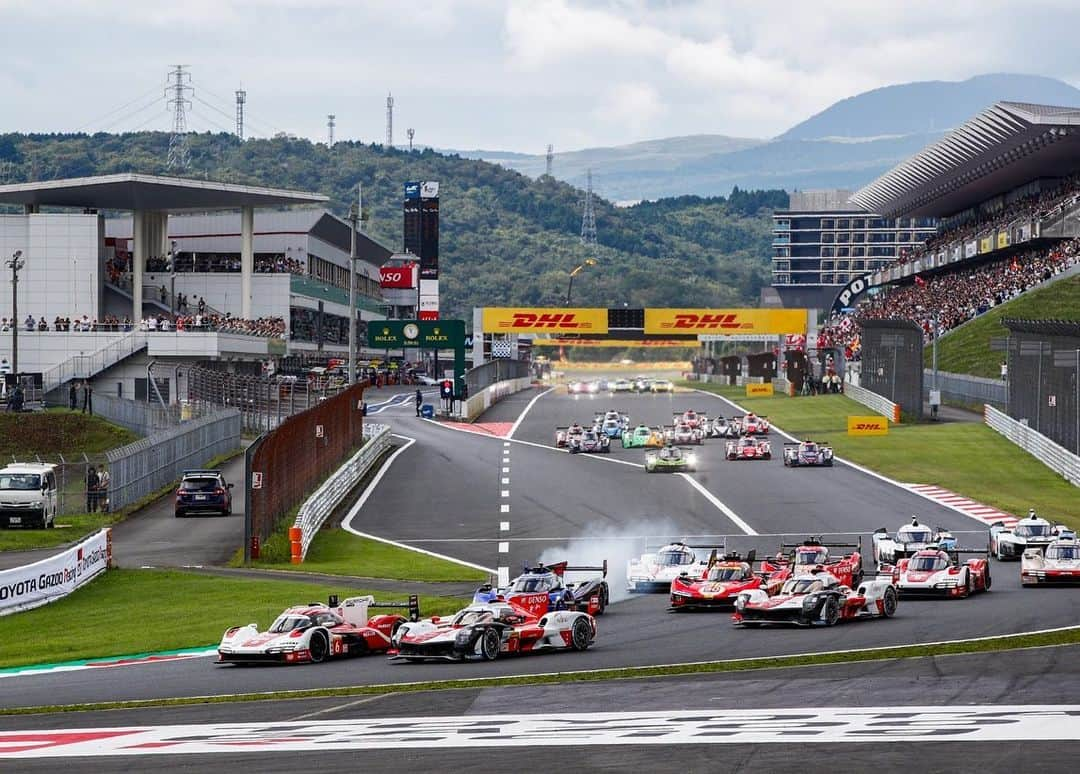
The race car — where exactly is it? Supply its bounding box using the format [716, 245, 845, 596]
[735, 412, 770, 435]
[596, 411, 630, 438]
[706, 416, 738, 439]
[571, 430, 610, 454]
[782, 440, 834, 467]
[651, 379, 674, 393]
[760, 537, 864, 590]
[627, 542, 718, 592]
[217, 594, 419, 665]
[632, 377, 653, 393]
[566, 380, 587, 395]
[990, 510, 1068, 560]
[644, 444, 698, 473]
[872, 517, 943, 566]
[1021, 537, 1080, 586]
[675, 410, 704, 429]
[474, 560, 609, 616]
[733, 569, 898, 627]
[390, 601, 595, 662]
[889, 545, 991, 598]
[669, 550, 767, 611]
[621, 424, 665, 448]
[665, 422, 704, 445]
[725, 435, 771, 460]
[554, 423, 585, 449]
[611, 378, 633, 393]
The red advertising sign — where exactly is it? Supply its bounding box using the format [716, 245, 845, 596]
[380, 266, 415, 289]
[418, 310, 439, 321]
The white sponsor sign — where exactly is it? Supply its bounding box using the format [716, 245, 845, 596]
[420, 181, 439, 198]
[0, 529, 110, 616]
[419, 296, 440, 312]
[965, 240, 978, 258]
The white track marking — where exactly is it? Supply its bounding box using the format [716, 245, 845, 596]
[501, 504, 510, 513]
[288, 694, 389, 722]
[506, 387, 554, 438]
[677, 473, 758, 535]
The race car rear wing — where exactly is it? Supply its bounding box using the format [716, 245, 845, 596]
[705, 548, 757, 569]
[329, 594, 421, 623]
[779, 536, 862, 553]
[528, 560, 609, 578]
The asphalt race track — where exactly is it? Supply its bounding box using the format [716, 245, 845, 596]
[2, 383, 1078, 711]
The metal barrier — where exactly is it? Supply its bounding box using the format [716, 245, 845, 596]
[454, 376, 533, 421]
[464, 360, 531, 398]
[288, 424, 392, 562]
[984, 404, 1080, 486]
[924, 370, 1007, 410]
[843, 382, 902, 423]
[85, 393, 203, 437]
[2, 452, 108, 516]
[105, 409, 242, 510]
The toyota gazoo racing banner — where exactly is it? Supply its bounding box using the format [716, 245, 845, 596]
[644, 309, 807, 335]
[0, 529, 111, 616]
[482, 308, 608, 333]
[379, 265, 415, 289]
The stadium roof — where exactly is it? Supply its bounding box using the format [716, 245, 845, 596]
[850, 102, 1080, 218]
[0, 173, 327, 211]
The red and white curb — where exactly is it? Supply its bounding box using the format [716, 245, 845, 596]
[440, 421, 515, 438]
[905, 484, 1017, 528]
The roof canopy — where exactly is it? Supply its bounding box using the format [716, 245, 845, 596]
[0, 173, 327, 211]
[850, 102, 1080, 218]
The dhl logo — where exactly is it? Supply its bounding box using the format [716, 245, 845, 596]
[847, 416, 889, 435]
[854, 422, 883, 430]
[660, 313, 752, 330]
[498, 313, 590, 329]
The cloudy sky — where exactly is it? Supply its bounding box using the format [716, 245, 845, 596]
[2, 0, 1078, 152]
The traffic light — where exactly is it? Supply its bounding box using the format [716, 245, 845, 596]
[440, 379, 453, 400]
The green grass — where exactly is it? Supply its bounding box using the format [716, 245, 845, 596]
[929, 274, 1080, 377]
[0, 409, 137, 457]
[239, 528, 489, 583]
[685, 384, 1079, 530]
[0, 569, 468, 670]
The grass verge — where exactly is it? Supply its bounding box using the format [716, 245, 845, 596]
[0, 569, 468, 670]
[6, 624, 1079, 715]
[0, 409, 138, 457]
[683, 384, 1079, 530]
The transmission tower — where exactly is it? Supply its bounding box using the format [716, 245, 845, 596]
[386, 93, 394, 148]
[166, 65, 193, 171]
[235, 88, 246, 139]
[581, 168, 597, 252]
[327, 114, 336, 147]
[407, 128, 415, 151]
[545, 144, 554, 177]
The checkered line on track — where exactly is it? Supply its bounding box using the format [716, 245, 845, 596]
[906, 484, 1017, 527]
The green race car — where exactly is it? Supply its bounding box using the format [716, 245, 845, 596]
[621, 424, 665, 449]
[644, 445, 698, 473]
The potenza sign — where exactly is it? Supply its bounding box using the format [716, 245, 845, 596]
[0, 529, 111, 616]
[481, 308, 608, 334]
[644, 309, 807, 335]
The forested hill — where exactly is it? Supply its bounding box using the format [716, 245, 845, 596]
[0, 131, 786, 319]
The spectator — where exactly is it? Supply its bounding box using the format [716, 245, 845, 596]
[24, 314, 34, 331]
[160, 285, 168, 304]
[197, 296, 206, 314]
[81, 380, 93, 415]
[96, 467, 111, 513]
[1001, 360, 1008, 381]
[68, 381, 77, 410]
[86, 466, 99, 512]
[37, 316, 47, 331]
[415, 388, 423, 417]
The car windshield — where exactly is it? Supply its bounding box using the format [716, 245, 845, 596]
[795, 548, 828, 565]
[1015, 523, 1051, 538]
[512, 576, 553, 593]
[659, 447, 681, 460]
[740, 438, 755, 447]
[708, 565, 746, 581]
[269, 614, 312, 633]
[909, 554, 948, 571]
[583, 432, 598, 441]
[604, 420, 618, 428]
[657, 549, 694, 566]
[781, 578, 823, 595]
[453, 609, 495, 626]
[180, 477, 219, 492]
[898, 527, 932, 544]
[685, 412, 696, 420]
[312, 612, 343, 627]
[802, 444, 817, 452]
[0, 474, 41, 491]
[1046, 545, 1080, 560]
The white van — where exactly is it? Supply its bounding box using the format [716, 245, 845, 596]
[0, 463, 58, 529]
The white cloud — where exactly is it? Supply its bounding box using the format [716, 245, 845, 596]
[594, 82, 665, 133]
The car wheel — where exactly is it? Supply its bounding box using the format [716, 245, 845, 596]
[308, 630, 329, 663]
[595, 587, 608, 615]
[479, 628, 500, 661]
[983, 568, 992, 591]
[822, 596, 840, 626]
[965, 571, 975, 597]
[570, 617, 592, 651]
[881, 586, 897, 618]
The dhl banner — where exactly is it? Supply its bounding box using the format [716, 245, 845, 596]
[847, 416, 889, 436]
[482, 308, 608, 334]
[644, 308, 807, 335]
[533, 339, 689, 348]
[746, 383, 774, 397]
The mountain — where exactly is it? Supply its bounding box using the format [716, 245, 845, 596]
[461, 73, 1080, 201]
[0, 131, 786, 321]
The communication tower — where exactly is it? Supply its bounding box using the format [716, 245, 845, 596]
[581, 168, 597, 252]
[327, 114, 336, 147]
[166, 65, 193, 170]
[235, 89, 246, 139]
[545, 144, 554, 177]
[386, 93, 394, 148]
[407, 128, 415, 151]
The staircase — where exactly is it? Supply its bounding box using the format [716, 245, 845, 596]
[42, 330, 148, 395]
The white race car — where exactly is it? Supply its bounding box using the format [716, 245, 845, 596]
[1021, 537, 1080, 586]
[707, 417, 739, 439]
[665, 422, 704, 445]
[872, 517, 943, 566]
[627, 542, 715, 592]
[733, 569, 898, 627]
[990, 510, 1068, 560]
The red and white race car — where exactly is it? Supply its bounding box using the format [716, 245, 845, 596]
[665, 421, 704, 445]
[669, 551, 767, 610]
[675, 410, 704, 429]
[390, 601, 595, 661]
[733, 569, 898, 627]
[889, 546, 991, 598]
[736, 412, 770, 435]
[217, 594, 418, 665]
[725, 435, 771, 460]
[554, 423, 585, 448]
[760, 538, 864, 591]
[1021, 537, 1080, 586]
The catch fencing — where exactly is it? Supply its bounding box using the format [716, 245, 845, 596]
[105, 409, 242, 511]
[924, 370, 1007, 411]
[245, 382, 367, 560]
[289, 424, 392, 563]
[858, 319, 925, 421]
[2, 452, 108, 517]
[984, 404, 1080, 486]
[464, 360, 531, 398]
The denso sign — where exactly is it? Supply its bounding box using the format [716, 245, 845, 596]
[482, 308, 608, 333]
[380, 266, 415, 289]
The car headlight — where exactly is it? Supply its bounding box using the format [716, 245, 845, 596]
[802, 594, 819, 610]
[266, 644, 297, 654]
[671, 590, 691, 598]
[735, 594, 748, 610]
[455, 629, 473, 645]
[31, 500, 44, 508]
[686, 454, 697, 465]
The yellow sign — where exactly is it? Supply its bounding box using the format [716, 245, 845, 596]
[847, 416, 889, 436]
[746, 383, 774, 397]
[979, 237, 992, 254]
[482, 307, 608, 334]
[997, 231, 1009, 249]
[644, 308, 807, 335]
[533, 338, 690, 348]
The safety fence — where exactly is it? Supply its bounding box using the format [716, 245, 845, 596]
[843, 382, 902, 424]
[454, 376, 534, 421]
[245, 382, 367, 560]
[984, 404, 1080, 486]
[2, 452, 109, 517]
[464, 359, 531, 399]
[105, 409, 242, 510]
[924, 370, 1007, 411]
[0, 529, 111, 616]
[289, 424, 391, 563]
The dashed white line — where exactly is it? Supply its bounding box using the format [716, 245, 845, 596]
[501, 490, 510, 497]
[501, 504, 510, 513]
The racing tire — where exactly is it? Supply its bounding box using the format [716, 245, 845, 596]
[479, 628, 500, 661]
[569, 617, 592, 651]
[763, 453, 771, 460]
[308, 630, 329, 664]
[595, 587, 608, 615]
[822, 596, 840, 627]
[880, 586, 898, 618]
[983, 568, 992, 591]
[824, 459, 833, 467]
[965, 571, 975, 598]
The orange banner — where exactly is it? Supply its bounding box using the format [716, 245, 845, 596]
[482, 308, 608, 334]
[644, 308, 807, 335]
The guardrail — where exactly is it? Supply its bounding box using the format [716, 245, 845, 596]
[984, 404, 1080, 486]
[289, 424, 392, 563]
[454, 376, 534, 421]
[0, 529, 111, 616]
[843, 382, 901, 423]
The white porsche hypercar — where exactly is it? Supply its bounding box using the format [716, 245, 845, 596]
[1021, 537, 1080, 586]
[626, 542, 715, 592]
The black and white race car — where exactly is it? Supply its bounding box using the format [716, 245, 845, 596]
[991, 510, 1070, 560]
